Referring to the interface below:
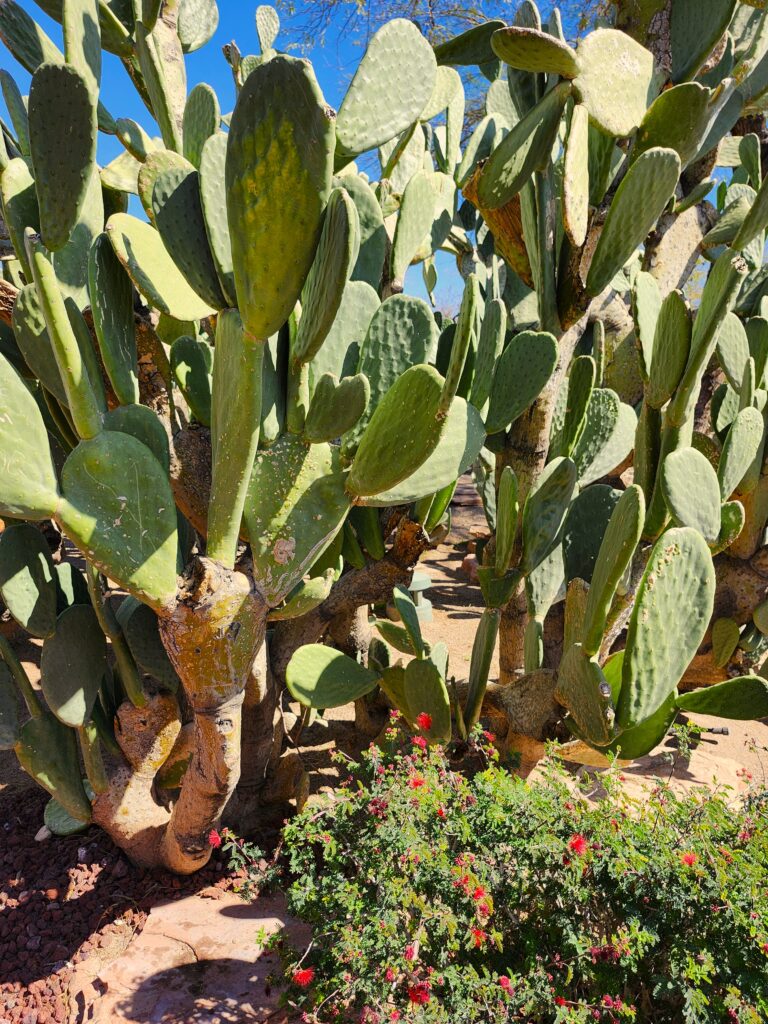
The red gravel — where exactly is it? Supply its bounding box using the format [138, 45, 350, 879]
[0, 786, 231, 1023]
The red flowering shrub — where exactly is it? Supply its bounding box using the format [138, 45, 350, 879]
[269, 733, 768, 1023]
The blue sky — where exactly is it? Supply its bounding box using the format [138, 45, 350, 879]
[0, 1, 564, 310]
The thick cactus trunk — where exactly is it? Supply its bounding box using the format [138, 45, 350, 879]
[92, 558, 268, 872]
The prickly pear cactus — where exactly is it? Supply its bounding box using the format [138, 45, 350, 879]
[4, 0, 768, 872]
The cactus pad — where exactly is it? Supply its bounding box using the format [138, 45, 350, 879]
[304, 372, 369, 444]
[347, 365, 445, 497]
[28, 62, 96, 251]
[0, 353, 59, 520]
[675, 675, 768, 720]
[491, 25, 579, 76]
[587, 148, 680, 296]
[486, 330, 557, 434]
[57, 432, 179, 612]
[245, 434, 350, 605]
[107, 213, 215, 320]
[40, 603, 106, 727]
[617, 527, 715, 727]
[294, 187, 359, 367]
[0, 523, 57, 638]
[335, 19, 436, 165]
[574, 28, 657, 138]
[477, 81, 571, 210]
[661, 447, 722, 543]
[286, 644, 379, 708]
[15, 712, 91, 821]
[226, 55, 334, 340]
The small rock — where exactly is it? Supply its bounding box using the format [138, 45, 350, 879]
[460, 554, 479, 583]
[44, 888, 59, 902]
[34, 826, 51, 843]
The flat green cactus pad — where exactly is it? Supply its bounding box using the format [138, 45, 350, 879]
[347, 364, 445, 497]
[670, 0, 737, 84]
[563, 103, 590, 247]
[57, 432, 179, 612]
[632, 82, 711, 168]
[0, 353, 59, 521]
[170, 335, 212, 426]
[574, 28, 658, 138]
[335, 19, 436, 165]
[572, 389, 636, 486]
[183, 82, 219, 170]
[0, 523, 57, 639]
[675, 675, 768, 720]
[199, 132, 237, 307]
[15, 712, 91, 822]
[477, 81, 571, 210]
[89, 232, 139, 406]
[646, 290, 690, 409]
[294, 187, 359, 367]
[344, 294, 438, 452]
[116, 597, 180, 690]
[661, 447, 722, 543]
[12, 283, 68, 408]
[286, 644, 379, 709]
[718, 407, 764, 499]
[342, 174, 387, 291]
[491, 25, 579, 76]
[360, 396, 485, 507]
[104, 404, 171, 475]
[522, 457, 578, 575]
[245, 434, 351, 606]
[151, 158, 228, 311]
[226, 55, 334, 340]
[268, 571, 334, 622]
[711, 617, 741, 668]
[562, 484, 621, 585]
[717, 312, 750, 392]
[586, 148, 681, 297]
[28, 62, 96, 251]
[304, 372, 369, 444]
[555, 643, 614, 746]
[106, 213, 215, 321]
[391, 171, 436, 286]
[486, 330, 558, 434]
[0, 663, 19, 751]
[404, 658, 451, 743]
[617, 527, 715, 728]
[581, 484, 644, 656]
[40, 603, 105, 727]
[1, 158, 40, 281]
[309, 280, 379, 388]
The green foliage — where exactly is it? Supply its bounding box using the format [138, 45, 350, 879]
[276, 738, 768, 1023]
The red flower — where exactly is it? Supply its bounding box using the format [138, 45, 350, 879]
[554, 996, 567, 1007]
[412, 736, 427, 750]
[293, 967, 315, 987]
[472, 885, 487, 901]
[208, 828, 222, 848]
[470, 927, 486, 947]
[404, 944, 416, 961]
[416, 712, 433, 731]
[437, 806, 446, 819]
[389, 1013, 401, 1022]
[499, 976, 513, 993]
[407, 981, 430, 1005]
[568, 834, 588, 857]
[680, 851, 698, 867]
[385, 967, 396, 981]
[408, 775, 426, 789]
